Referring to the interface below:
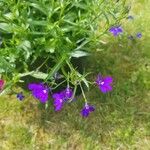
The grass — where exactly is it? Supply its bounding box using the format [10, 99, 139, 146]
[0, 0, 150, 149]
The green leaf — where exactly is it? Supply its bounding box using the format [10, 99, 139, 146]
[45, 48, 55, 53]
[27, 19, 47, 26]
[0, 56, 13, 72]
[0, 23, 13, 33]
[17, 40, 31, 60]
[30, 71, 48, 79]
[3, 13, 14, 20]
[45, 56, 67, 81]
[70, 50, 90, 58]
[74, 40, 90, 51]
[18, 71, 49, 80]
[28, 2, 48, 15]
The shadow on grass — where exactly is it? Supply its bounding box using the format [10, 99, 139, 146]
[18, 33, 150, 149]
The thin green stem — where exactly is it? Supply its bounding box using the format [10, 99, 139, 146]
[66, 60, 73, 71]
[45, 55, 67, 81]
[36, 56, 49, 71]
[51, 79, 66, 90]
[79, 83, 87, 103]
[61, 66, 68, 78]
[68, 84, 77, 102]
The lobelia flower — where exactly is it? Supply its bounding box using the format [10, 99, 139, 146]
[127, 15, 134, 20]
[52, 92, 64, 111]
[62, 87, 73, 101]
[109, 26, 123, 36]
[81, 104, 95, 117]
[17, 92, 25, 101]
[0, 79, 4, 90]
[96, 74, 113, 93]
[136, 32, 142, 38]
[28, 83, 49, 103]
[52, 87, 73, 111]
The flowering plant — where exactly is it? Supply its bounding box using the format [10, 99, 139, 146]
[0, 0, 128, 117]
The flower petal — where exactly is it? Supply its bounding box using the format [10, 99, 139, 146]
[32, 89, 48, 103]
[99, 84, 112, 93]
[89, 106, 95, 112]
[81, 108, 89, 117]
[28, 83, 43, 90]
[103, 76, 113, 84]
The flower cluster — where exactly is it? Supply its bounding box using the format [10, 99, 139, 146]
[52, 88, 73, 111]
[26, 74, 112, 117]
[128, 32, 142, 40]
[0, 0, 133, 119]
[0, 73, 113, 118]
[110, 16, 142, 40]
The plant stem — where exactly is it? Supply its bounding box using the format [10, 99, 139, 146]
[51, 79, 66, 90]
[79, 83, 87, 103]
[36, 56, 49, 71]
[45, 55, 67, 81]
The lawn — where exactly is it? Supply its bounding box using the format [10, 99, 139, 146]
[0, 0, 150, 150]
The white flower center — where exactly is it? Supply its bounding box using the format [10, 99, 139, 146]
[43, 90, 47, 93]
[100, 81, 104, 85]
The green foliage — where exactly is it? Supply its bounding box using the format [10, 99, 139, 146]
[0, 0, 128, 90]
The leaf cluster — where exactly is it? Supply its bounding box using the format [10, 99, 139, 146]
[0, 0, 128, 88]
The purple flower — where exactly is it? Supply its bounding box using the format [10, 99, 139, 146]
[61, 87, 73, 100]
[28, 83, 49, 103]
[52, 87, 73, 111]
[81, 104, 95, 117]
[17, 92, 24, 101]
[109, 26, 123, 36]
[96, 74, 113, 93]
[52, 92, 64, 111]
[136, 32, 142, 38]
[127, 15, 134, 20]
